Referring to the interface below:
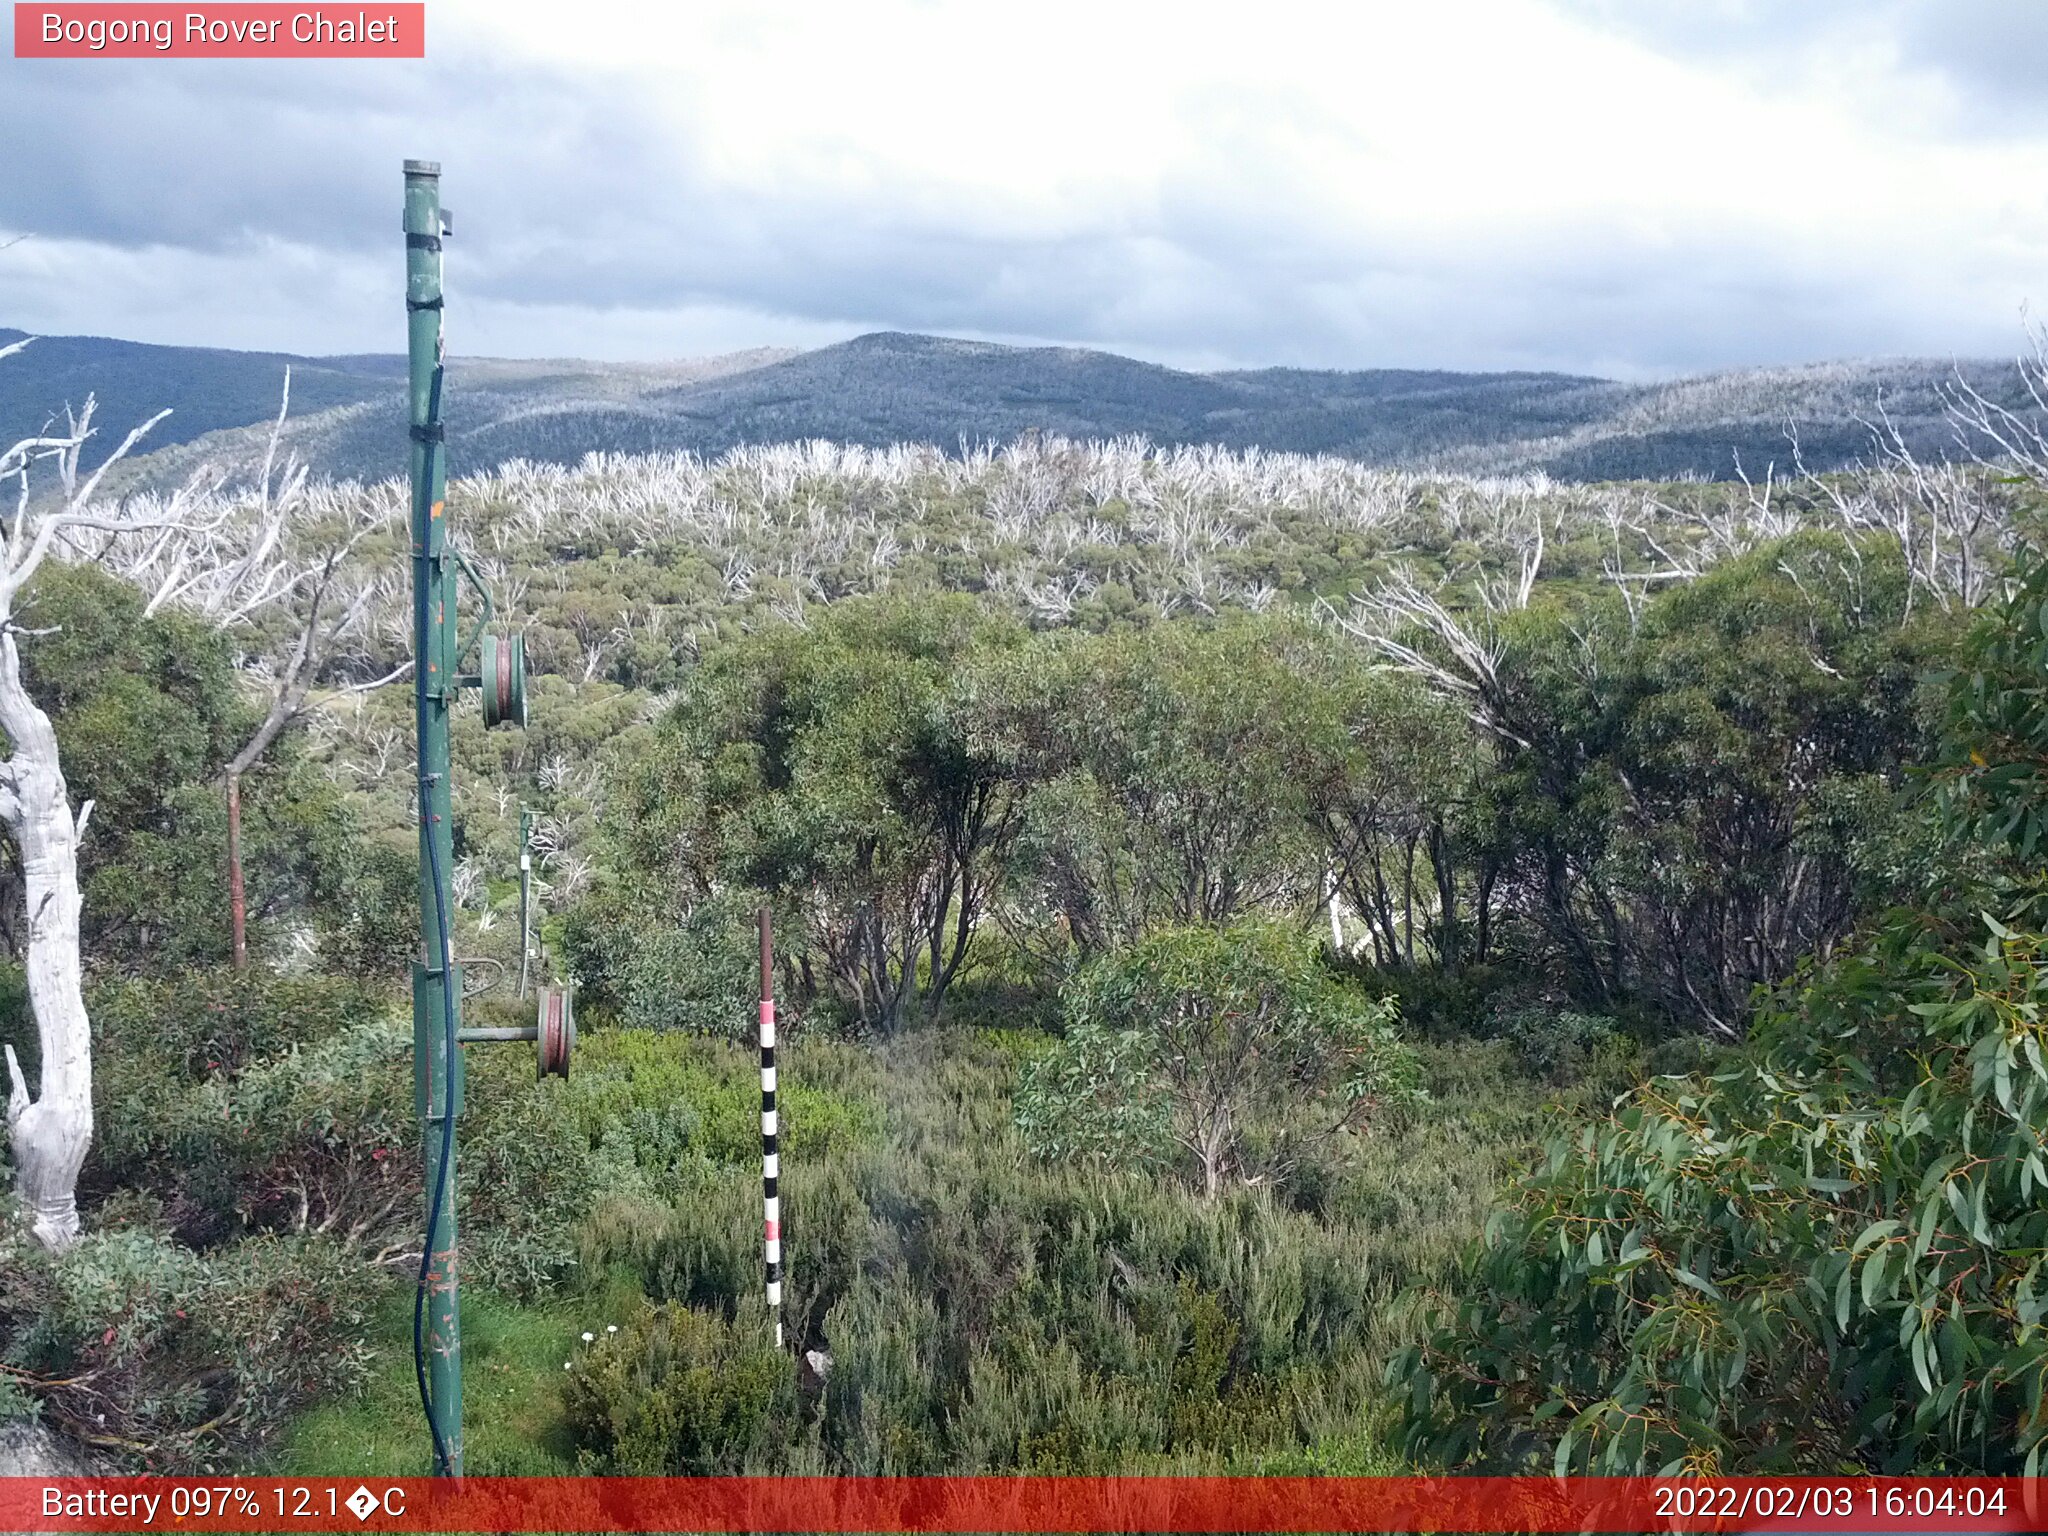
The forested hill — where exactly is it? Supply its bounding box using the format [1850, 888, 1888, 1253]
[0, 325, 2027, 486]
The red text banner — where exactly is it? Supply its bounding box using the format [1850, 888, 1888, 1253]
[14, 4, 425, 57]
[1, 1476, 2044, 1533]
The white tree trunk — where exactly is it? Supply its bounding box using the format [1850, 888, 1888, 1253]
[0, 358, 316, 1250]
[0, 629, 92, 1251]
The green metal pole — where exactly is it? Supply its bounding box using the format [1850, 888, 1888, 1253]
[404, 157, 463, 1477]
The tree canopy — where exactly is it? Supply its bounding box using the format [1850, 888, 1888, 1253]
[1390, 540, 2048, 1475]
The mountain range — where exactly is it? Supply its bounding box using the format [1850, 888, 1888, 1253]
[0, 326, 2026, 488]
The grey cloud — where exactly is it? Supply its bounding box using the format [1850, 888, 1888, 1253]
[1893, 0, 2048, 128]
[0, 7, 2038, 377]
[0, 54, 674, 255]
[1552, 0, 2048, 133]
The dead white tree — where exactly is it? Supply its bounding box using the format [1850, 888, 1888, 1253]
[213, 395, 406, 967]
[0, 353, 223, 1248]
[1336, 569, 1524, 745]
[111, 373, 409, 967]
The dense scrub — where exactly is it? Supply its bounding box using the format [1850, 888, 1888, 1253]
[112, 437, 2016, 1019]
[1391, 540, 2048, 1474]
[1, 424, 2032, 1475]
[578, 535, 1951, 1044]
[559, 1026, 1563, 1475]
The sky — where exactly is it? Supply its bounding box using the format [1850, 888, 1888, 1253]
[1, 0, 2043, 379]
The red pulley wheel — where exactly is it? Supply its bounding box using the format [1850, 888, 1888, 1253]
[481, 633, 527, 729]
[537, 985, 574, 1079]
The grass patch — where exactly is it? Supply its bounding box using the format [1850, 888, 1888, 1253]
[274, 1271, 644, 1476]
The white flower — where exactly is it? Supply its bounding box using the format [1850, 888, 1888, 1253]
[607, 1325, 618, 1334]
[563, 1361, 572, 1369]
[581, 1331, 595, 1342]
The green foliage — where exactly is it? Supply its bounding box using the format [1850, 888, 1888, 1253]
[1346, 961, 1521, 1041]
[572, 889, 758, 1040]
[30, 396, 2017, 1481]
[1459, 533, 1944, 1030]
[5, 563, 359, 971]
[1014, 1019, 1174, 1175]
[996, 619, 1335, 956]
[562, 1301, 798, 1474]
[555, 525, 1956, 1046]
[0, 1202, 377, 1468]
[1301, 643, 1482, 971]
[86, 968, 591, 1295]
[92, 969, 385, 1081]
[565, 1030, 881, 1189]
[564, 1027, 1538, 1474]
[1485, 1002, 1632, 1087]
[590, 593, 1035, 1033]
[88, 971, 408, 1245]
[1390, 541, 2048, 1475]
[1017, 921, 1423, 1197]
[1934, 536, 2048, 880]
[315, 831, 419, 979]
[1393, 918, 2048, 1473]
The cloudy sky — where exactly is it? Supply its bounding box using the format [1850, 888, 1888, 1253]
[2, 0, 2043, 378]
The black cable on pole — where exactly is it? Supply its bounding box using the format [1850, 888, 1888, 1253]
[410, 368, 458, 1479]
[412, 806, 459, 1476]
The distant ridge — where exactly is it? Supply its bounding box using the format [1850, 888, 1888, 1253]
[0, 326, 2027, 487]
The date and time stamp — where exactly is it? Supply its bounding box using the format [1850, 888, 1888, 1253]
[1651, 1480, 2014, 1524]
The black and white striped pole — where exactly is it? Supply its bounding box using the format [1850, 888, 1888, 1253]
[758, 906, 783, 1349]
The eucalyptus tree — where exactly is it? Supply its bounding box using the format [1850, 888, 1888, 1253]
[1391, 538, 2048, 1475]
[606, 591, 1029, 1033]
[1344, 529, 1946, 1032]
[1294, 642, 1482, 968]
[998, 616, 1332, 959]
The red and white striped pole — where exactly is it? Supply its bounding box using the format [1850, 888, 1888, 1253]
[758, 906, 782, 1349]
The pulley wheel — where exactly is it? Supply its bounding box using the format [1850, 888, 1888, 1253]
[481, 632, 527, 729]
[537, 985, 574, 1079]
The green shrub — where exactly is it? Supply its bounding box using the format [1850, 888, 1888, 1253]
[90, 975, 592, 1295]
[569, 889, 763, 1041]
[1016, 921, 1424, 1197]
[822, 1281, 948, 1472]
[565, 1031, 880, 1190]
[0, 1202, 376, 1469]
[561, 1300, 797, 1473]
[91, 970, 385, 1084]
[92, 995, 414, 1247]
[1392, 917, 2048, 1474]
[1485, 1003, 1633, 1086]
[317, 834, 419, 979]
[1338, 961, 1521, 1041]
[577, 1025, 1498, 1474]
[1389, 544, 2048, 1476]
[462, 1049, 595, 1298]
